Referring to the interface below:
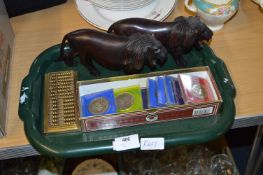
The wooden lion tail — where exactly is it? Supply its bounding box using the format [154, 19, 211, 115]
[56, 34, 69, 61]
[107, 23, 115, 33]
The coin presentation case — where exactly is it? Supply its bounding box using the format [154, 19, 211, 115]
[19, 44, 236, 157]
[80, 89, 117, 117]
[78, 66, 222, 132]
[114, 85, 143, 113]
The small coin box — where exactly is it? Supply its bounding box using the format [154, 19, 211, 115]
[80, 89, 117, 117]
[114, 86, 143, 113]
[77, 66, 222, 132]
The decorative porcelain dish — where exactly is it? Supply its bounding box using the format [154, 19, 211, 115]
[75, 0, 177, 30]
[72, 159, 117, 175]
[87, 0, 155, 11]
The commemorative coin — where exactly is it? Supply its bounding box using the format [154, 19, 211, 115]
[191, 83, 206, 99]
[88, 97, 109, 114]
[116, 92, 134, 110]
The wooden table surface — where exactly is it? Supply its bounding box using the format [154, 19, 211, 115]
[1, 0, 263, 153]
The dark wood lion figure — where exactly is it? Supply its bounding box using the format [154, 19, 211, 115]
[57, 29, 168, 76]
[107, 16, 213, 66]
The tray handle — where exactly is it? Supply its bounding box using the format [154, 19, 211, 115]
[203, 45, 236, 98]
[215, 59, 236, 97]
[18, 76, 31, 121]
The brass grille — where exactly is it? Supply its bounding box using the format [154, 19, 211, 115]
[44, 70, 80, 133]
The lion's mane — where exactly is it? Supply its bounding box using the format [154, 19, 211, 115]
[122, 34, 163, 71]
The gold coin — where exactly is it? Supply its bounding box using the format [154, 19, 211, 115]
[88, 97, 109, 115]
[116, 92, 134, 110]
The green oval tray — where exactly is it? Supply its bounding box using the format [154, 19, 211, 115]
[18, 44, 236, 158]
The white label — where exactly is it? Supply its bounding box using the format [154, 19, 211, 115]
[113, 134, 140, 151]
[193, 107, 214, 116]
[140, 138, 164, 150]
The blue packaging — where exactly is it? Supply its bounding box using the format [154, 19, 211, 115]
[80, 89, 117, 117]
[156, 76, 167, 106]
[164, 76, 176, 105]
[172, 78, 185, 105]
[141, 88, 148, 109]
[147, 78, 158, 108]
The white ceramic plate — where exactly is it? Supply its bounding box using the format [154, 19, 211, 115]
[88, 0, 155, 11]
[75, 0, 177, 30]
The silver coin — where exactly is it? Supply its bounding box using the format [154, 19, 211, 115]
[191, 83, 205, 99]
[116, 92, 134, 110]
[88, 97, 109, 115]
